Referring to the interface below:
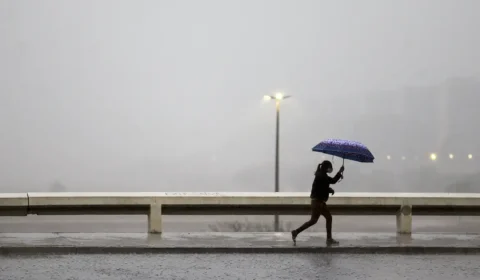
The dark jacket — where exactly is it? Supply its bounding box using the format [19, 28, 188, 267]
[310, 172, 343, 201]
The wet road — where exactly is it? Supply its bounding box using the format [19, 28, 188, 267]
[1, 215, 480, 233]
[2, 216, 480, 279]
[1, 253, 480, 280]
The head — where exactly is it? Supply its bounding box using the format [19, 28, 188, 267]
[315, 160, 333, 176]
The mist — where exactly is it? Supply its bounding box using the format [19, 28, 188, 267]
[1, 0, 479, 193]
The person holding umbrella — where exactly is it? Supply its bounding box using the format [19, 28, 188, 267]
[291, 138, 374, 246]
[291, 160, 344, 246]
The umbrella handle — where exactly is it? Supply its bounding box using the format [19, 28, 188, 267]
[340, 157, 345, 180]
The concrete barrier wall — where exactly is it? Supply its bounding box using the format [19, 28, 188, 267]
[330, 193, 480, 206]
[3, 192, 480, 234]
[28, 192, 157, 206]
[25, 192, 480, 206]
[0, 193, 28, 216]
[0, 193, 28, 206]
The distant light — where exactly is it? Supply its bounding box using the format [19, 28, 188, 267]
[386, 155, 391, 160]
[449, 154, 454, 159]
[401, 156, 406, 160]
[274, 92, 284, 100]
[430, 153, 437, 161]
[468, 154, 473, 159]
[263, 95, 272, 101]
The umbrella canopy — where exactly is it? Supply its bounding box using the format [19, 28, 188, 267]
[312, 138, 375, 163]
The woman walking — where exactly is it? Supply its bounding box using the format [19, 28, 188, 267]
[291, 160, 344, 245]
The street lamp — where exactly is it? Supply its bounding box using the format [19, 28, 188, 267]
[263, 92, 291, 232]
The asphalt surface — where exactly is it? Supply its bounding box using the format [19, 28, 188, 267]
[1, 215, 480, 233]
[2, 253, 480, 280]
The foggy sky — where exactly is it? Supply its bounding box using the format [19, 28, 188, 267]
[1, 0, 479, 192]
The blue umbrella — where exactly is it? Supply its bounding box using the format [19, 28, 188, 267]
[312, 138, 375, 165]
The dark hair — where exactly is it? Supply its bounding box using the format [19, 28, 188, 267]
[315, 160, 333, 176]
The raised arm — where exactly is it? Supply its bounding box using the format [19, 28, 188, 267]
[328, 172, 343, 184]
[328, 166, 345, 184]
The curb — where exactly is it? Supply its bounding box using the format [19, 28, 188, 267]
[2, 246, 480, 255]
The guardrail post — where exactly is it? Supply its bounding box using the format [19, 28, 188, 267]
[396, 205, 412, 234]
[148, 204, 162, 234]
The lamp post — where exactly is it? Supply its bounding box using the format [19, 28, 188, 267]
[263, 92, 291, 232]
